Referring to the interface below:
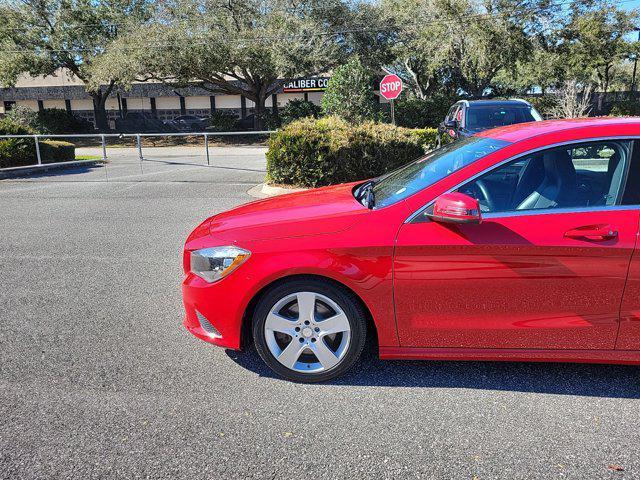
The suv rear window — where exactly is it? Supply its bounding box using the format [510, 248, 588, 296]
[465, 106, 541, 130]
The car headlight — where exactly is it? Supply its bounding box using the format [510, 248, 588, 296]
[190, 246, 251, 283]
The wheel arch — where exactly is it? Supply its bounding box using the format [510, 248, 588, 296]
[241, 273, 379, 353]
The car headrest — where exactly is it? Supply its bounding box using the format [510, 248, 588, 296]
[542, 149, 576, 183]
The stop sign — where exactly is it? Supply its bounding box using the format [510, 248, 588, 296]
[379, 74, 403, 100]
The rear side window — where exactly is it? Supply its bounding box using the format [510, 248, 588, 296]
[465, 106, 541, 130]
[622, 140, 640, 205]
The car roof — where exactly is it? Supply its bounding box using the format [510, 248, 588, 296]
[458, 99, 531, 108]
[476, 117, 640, 143]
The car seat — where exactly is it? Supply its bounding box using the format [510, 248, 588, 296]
[516, 149, 578, 210]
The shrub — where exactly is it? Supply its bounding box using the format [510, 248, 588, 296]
[37, 108, 94, 134]
[6, 106, 93, 134]
[4, 106, 39, 131]
[266, 116, 437, 187]
[548, 81, 592, 119]
[0, 118, 75, 168]
[526, 95, 560, 119]
[249, 109, 281, 130]
[321, 58, 381, 123]
[279, 99, 322, 125]
[0, 117, 33, 135]
[207, 110, 238, 131]
[394, 94, 457, 128]
[40, 140, 76, 163]
[0, 118, 36, 168]
[609, 98, 640, 116]
[408, 128, 439, 147]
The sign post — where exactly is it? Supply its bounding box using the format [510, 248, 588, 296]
[379, 74, 403, 125]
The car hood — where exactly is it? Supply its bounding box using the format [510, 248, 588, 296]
[207, 182, 370, 242]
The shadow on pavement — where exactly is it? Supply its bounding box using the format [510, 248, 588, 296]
[226, 346, 640, 398]
[0, 162, 104, 180]
[141, 157, 266, 172]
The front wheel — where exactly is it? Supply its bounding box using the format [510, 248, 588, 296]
[252, 279, 367, 383]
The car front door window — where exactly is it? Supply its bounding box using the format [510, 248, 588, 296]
[457, 140, 632, 214]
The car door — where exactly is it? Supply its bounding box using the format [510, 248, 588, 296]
[394, 139, 639, 350]
[616, 150, 640, 350]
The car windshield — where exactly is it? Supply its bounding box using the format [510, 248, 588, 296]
[465, 105, 542, 130]
[371, 136, 510, 208]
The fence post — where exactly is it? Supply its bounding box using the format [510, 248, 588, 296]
[34, 135, 42, 165]
[101, 134, 107, 161]
[136, 134, 143, 160]
[205, 133, 210, 165]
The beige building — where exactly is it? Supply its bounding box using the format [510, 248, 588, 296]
[0, 70, 337, 128]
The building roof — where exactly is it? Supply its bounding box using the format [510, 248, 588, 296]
[0, 83, 235, 101]
[477, 117, 640, 143]
[0, 69, 330, 101]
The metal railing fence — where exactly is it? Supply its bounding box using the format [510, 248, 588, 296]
[0, 131, 274, 172]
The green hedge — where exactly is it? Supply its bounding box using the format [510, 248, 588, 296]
[0, 118, 76, 168]
[5, 106, 94, 134]
[279, 99, 322, 125]
[40, 140, 76, 163]
[609, 98, 640, 116]
[266, 116, 437, 187]
[394, 95, 457, 128]
[207, 110, 238, 132]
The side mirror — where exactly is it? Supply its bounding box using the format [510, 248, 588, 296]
[427, 192, 482, 225]
[444, 119, 457, 129]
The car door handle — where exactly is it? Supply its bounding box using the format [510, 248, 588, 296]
[564, 224, 618, 241]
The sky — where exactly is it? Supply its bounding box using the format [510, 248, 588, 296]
[624, 0, 640, 10]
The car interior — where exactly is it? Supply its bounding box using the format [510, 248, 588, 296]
[458, 141, 631, 213]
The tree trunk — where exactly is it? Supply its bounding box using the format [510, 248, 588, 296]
[405, 58, 426, 99]
[91, 92, 109, 131]
[599, 66, 611, 113]
[253, 95, 268, 131]
[89, 81, 116, 131]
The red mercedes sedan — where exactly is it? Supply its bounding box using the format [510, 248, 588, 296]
[182, 118, 640, 382]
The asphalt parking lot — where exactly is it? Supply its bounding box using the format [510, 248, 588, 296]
[1, 148, 640, 479]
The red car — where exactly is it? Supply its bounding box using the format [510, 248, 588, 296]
[183, 117, 640, 382]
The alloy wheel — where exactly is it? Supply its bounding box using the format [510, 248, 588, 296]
[263, 291, 351, 373]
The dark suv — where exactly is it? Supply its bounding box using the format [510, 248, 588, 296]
[438, 99, 542, 145]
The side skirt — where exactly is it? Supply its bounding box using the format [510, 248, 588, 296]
[379, 347, 640, 365]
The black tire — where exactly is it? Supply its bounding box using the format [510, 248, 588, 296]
[252, 278, 367, 383]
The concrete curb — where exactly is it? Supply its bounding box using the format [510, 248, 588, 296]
[247, 183, 308, 198]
